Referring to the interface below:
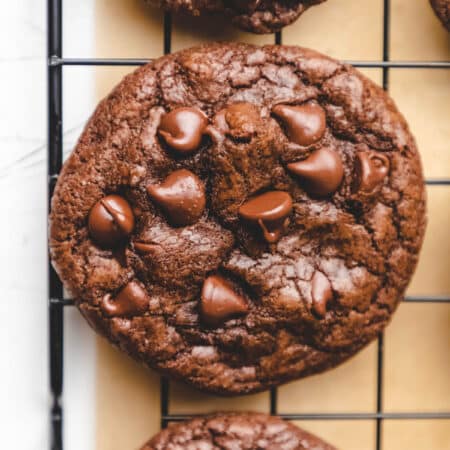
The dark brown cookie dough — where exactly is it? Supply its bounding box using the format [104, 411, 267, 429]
[146, 0, 327, 33]
[430, 0, 450, 30]
[141, 412, 336, 449]
[50, 43, 426, 395]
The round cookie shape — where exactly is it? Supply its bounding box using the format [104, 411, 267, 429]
[141, 412, 336, 450]
[145, 0, 327, 33]
[50, 43, 426, 395]
[430, 0, 450, 30]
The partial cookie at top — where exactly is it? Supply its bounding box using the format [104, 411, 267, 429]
[145, 0, 327, 33]
[49, 43, 426, 395]
[430, 0, 450, 30]
[141, 412, 336, 449]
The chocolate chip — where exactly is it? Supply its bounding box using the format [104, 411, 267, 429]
[200, 275, 248, 326]
[353, 151, 390, 193]
[213, 102, 261, 141]
[147, 169, 206, 227]
[88, 195, 134, 247]
[311, 271, 332, 317]
[287, 147, 344, 197]
[158, 107, 208, 154]
[133, 241, 159, 254]
[239, 191, 293, 243]
[272, 103, 326, 146]
[101, 281, 149, 317]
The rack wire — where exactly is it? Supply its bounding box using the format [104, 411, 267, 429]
[47, 1, 450, 449]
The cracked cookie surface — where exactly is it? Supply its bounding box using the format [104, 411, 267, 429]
[50, 43, 426, 395]
[145, 0, 327, 33]
[141, 412, 336, 449]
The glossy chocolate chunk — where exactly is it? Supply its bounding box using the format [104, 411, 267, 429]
[287, 148, 344, 197]
[239, 191, 293, 243]
[147, 169, 206, 227]
[101, 281, 149, 317]
[354, 151, 390, 193]
[201, 275, 248, 326]
[272, 103, 326, 146]
[311, 271, 332, 317]
[88, 195, 134, 247]
[158, 107, 208, 154]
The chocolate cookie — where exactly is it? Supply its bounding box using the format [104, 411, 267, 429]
[430, 0, 450, 30]
[50, 43, 426, 395]
[141, 412, 335, 449]
[146, 0, 327, 33]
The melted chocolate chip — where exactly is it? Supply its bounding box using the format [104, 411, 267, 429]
[239, 191, 293, 243]
[287, 148, 344, 197]
[147, 169, 206, 227]
[213, 102, 261, 141]
[353, 151, 390, 193]
[88, 195, 134, 247]
[158, 107, 208, 154]
[311, 271, 332, 317]
[101, 281, 149, 317]
[200, 275, 248, 326]
[272, 103, 326, 146]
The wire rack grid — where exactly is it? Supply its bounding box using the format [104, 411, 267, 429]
[47, 1, 450, 449]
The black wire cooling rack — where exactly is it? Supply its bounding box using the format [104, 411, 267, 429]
[47, 1, 450, 449]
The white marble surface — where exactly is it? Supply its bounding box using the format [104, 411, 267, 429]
[1, 1, 96, 449]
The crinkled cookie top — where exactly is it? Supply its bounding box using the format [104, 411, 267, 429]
[141, 412, 336, 449]
[50, 43, 426, 395]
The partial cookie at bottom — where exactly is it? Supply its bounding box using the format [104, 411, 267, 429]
[141, 412, 336, 450]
